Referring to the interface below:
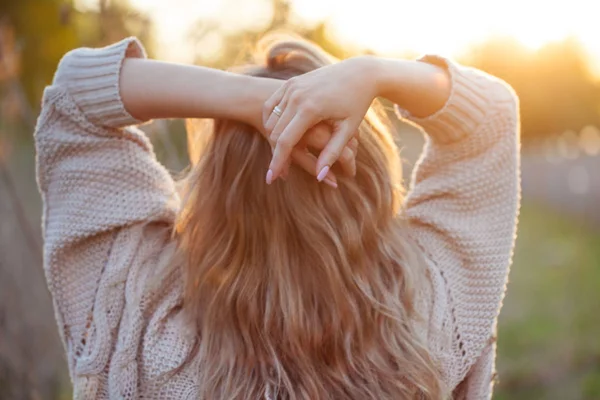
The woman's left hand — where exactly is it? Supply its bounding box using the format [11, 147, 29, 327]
[262, 56, 379, 184]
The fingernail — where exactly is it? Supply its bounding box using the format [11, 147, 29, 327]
[324, 178, 338, 189]
[316, 166, 329, 182]
[266, 169, 274, 185]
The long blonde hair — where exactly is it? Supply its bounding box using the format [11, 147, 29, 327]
[174, 33, 445, 399]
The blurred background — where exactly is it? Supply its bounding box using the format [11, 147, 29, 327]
[1, 0, 599, 398]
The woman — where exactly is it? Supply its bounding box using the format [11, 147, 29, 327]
[35, 32, 519, 400]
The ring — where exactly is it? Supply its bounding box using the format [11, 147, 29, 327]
[272, 105, 282, 117]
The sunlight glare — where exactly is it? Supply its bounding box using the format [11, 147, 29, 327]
[579, 126, 600, 156]
[293, 0, 597, 57]
[128, 0, 271, 63]
[124, 0, 599, 77]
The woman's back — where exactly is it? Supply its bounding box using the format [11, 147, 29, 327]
[35, 35, 519, 399]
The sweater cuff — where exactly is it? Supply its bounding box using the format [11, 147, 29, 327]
[53, 37, 147, 128]
[395, 55, 489, 144]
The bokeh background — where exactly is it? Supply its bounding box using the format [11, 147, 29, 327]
[1, 0, 599, 399]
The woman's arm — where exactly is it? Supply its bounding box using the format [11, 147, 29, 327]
[120, 58, 279, 132]
[369, 57, 451, 118]
[119, 58, 348, 185]
[386, 56, 520, 395]
[36, 38, 180, 375]
[262, 56, 452, 181]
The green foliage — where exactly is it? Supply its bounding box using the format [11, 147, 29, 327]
[495, 202, 600, 399]
[76, 0, 155, 55]
[0, 0, 154, 109]
[0, 0, 79, 105]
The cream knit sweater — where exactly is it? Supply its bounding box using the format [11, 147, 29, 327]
[35, 37, 520, 399]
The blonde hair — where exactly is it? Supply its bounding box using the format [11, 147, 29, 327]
[174, 33, 446, 399]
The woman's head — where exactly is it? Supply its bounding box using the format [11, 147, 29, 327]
[175, 33, 445, 399]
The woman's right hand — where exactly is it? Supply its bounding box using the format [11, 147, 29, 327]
[268, 122, 358, 188]
[261, 56, 378, 185]
[250, 78, 357, 188]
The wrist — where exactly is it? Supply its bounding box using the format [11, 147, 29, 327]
[348, 55, 387, 100]
[237, 76, 282, 134]
[368, 57, 451, 118]
[364, 56, 412, 101]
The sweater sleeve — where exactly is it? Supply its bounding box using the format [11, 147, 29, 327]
[396, 56, 520, 390]
[34, 37, 179, 369]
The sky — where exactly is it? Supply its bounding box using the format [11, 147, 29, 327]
[82, 0, 600, 75]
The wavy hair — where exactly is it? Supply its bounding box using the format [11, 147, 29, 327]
[174, 33, 446, 399]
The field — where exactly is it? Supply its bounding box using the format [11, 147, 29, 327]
[495, 202, 600, 400]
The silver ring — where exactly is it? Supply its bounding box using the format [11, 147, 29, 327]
[272, 105, 282, 117]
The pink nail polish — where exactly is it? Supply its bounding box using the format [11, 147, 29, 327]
[266, 169, 274, 184]
[324, 179, 338, 189]
[317, 166, 329, 182]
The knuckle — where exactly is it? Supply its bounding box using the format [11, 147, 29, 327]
[301, 102, 318, 116]
[289, 92, 302, 107]
[341, 149, 353, 164]
[342, 154, 354, 166]
[284, 77, 296, 88]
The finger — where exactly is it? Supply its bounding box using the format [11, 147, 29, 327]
[316, 119, 359, 181]
[348, 137, 359, 154]
[304, 125, 356, 156]
[262, 84, 288, 129]
[291, 148, 338, 188]
[338, 147, 356, 177]
[342, 136, 359, 177]
[265, 95, 290, 138]
[305, 128, 356, 177]
[269, 98, 294, 143]
[303, 124, 331, 149]
[281, 157, 292, 180]
[264, 110, 280, 138]
[268, 112, 319, 182]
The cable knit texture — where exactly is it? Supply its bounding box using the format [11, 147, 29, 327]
[35, 38, 520, 400]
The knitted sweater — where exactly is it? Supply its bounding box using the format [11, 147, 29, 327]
[35, 37, 520, 399]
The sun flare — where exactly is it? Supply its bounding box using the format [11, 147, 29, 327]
[121, 0, 599, 75]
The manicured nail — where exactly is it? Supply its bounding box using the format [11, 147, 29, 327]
[316, 165, 329, 182]
[266, 169, 274, 185]
[324, 178, 338, 189]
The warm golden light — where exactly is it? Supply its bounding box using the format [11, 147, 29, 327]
[122, 0, 600, 76]
[579, 125, 600, 156]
